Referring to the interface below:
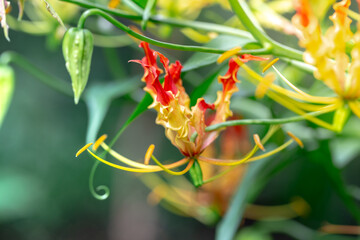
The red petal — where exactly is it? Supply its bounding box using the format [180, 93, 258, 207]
[169, 61, 182, 85]
[130, 60, 172, 106]
[157, 52, 178, 95]
[198, 99, 215, 112]
[219, 58, 241, 94]
[139, 42, 158, 69]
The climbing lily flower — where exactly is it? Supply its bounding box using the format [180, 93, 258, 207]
[130, 41, 243, 158]
[76, 42, 301, 182]
[218, 1, 358, 133]
[289, 0, 360, 130]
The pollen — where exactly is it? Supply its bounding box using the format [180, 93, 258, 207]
[217, 46, 242, 63]
[145, 144, 155, 165]
[76, 143, 93, 157]
[287, 131, 304, 148]
[262, 58, 279, 73]
[253, 134, 265, 151]
[93, 134, 108, 151]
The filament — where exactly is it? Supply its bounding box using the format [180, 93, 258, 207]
[101, 142, 188, 170]
[151, 156, 194, 175]
[87, 149, 189, 173]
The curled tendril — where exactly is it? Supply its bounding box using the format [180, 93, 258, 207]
[89, 160, 110, 200]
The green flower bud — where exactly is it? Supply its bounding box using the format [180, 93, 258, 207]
[0, 64, 14, 128]
[188, 159, 204, 188]
[333, 104, 350, 133]
[62, 27, 93, 104]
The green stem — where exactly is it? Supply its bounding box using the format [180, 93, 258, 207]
[228, 0, 271, 45]
[190, 111, 324, 142]
[0, 51, 72, 97]
[62, 0, 253, 39]
[89, 160, 110, 200]
[228, 0, 304, 61]
[141, 0, 156, 30]
[77, 9, 270, 55]
[122, 0, 144, 15]
[206, 111, 324, 132]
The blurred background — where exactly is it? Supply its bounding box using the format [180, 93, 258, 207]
[1, 0, 360, 239]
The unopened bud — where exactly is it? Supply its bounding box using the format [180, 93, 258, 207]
[62, 27, 93, 104]
[0, 64, 14, 128]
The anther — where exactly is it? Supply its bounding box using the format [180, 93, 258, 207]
[287, 131, 304, 148]
[255, 72, 275, 98]
[93, 134, 108, 151]
[76, 143, 93, 157]
[262, 58, 279, 73]
[144, 144, 155, 165]
[217, 47, 242, 63]
[253, 134, 265, 151]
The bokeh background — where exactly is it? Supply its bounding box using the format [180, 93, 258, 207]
[1, 1, 360, 239]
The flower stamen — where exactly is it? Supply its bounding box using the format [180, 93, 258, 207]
[217, 46, 242, 63]
[100, 142, 189, 170]
[253, 134, 265, 151]
[262, 58, 279, 73]
[287, 131, 304, 148]
[145, 144, 155, 165]
[93, 134, 108, 151]
[255, 72, 276, 99]
[76, 143, 93, 157]
[150, 155, 194, 175]
[87, 148, 189, 173]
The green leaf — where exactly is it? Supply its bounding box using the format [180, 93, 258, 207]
[108, 92, 153, 148]
[189, 67, 222, 106]
[84, 78, 141, 142]
[230, 98, 272, 119]
[183, 35, 257, 71]
[131, 0, 148, 9]
[309, 140, 360, 224]
[216, 158, 270, 240]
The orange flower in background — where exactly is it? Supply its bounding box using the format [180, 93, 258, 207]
[141, 116, 251, 224]
[292, 0, 360, 119]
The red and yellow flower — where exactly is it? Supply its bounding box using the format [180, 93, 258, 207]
[76, 42, 300, 181]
